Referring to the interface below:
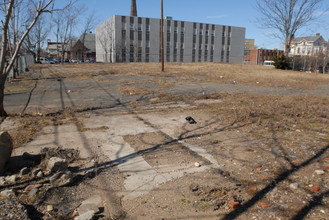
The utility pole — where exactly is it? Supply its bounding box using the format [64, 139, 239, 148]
[160, 0, 164, 71]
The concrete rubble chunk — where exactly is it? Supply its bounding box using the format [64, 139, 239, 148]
[46, 205, 53, 212]
[0, 131, 13, 174]
[314, 170, 325, 175]
[1, 189, 15, 198]
[74, 210, 96, 220]
[49, 171, 73, 187]
[47, 157, 68, 173]
[77, 195, 102, 214]
[6, 175, 19, 183]
[289, 183, 299, 190]
[0, 176, 6, 185]
[75, 195, 102, 220]
[36, 171, 44, 178]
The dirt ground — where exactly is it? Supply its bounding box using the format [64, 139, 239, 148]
[1, 63, 329, 220]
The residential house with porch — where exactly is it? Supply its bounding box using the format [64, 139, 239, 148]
[289, 33, 328, 56]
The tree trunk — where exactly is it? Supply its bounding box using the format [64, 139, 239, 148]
[0, 75, 8, 117]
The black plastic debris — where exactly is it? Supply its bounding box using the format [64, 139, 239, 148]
[185, 116, 197, 124]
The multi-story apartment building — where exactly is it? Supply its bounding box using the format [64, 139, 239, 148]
[96, 15, 245, 63]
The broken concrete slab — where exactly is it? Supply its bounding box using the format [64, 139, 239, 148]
[77, 195, 102, 216]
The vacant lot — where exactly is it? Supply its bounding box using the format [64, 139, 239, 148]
[1, 63, 329, 219]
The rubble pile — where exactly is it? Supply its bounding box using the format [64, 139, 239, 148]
[0, 147, 105, 220]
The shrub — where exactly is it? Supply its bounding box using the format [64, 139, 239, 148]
[273, 55, 291, 70]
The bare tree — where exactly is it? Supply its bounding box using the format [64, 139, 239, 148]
[0, 0, 77, 116]
[80, 12, 96, 62]
[24, 13, 50, 62]
[256, 0, 327, 56]
[52, 3, 82, 62]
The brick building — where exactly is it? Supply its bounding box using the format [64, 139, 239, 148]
[245, 48, 283, 65]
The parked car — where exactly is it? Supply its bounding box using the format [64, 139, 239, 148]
[70, 58, 81, 63]
[52, 58, 61, 63]
[39, 57, 50, 64]
[84, 58, 95, 63]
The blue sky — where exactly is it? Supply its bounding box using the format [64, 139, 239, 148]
[59, 0, 329, 49]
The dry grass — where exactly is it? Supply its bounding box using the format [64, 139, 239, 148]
[30, 63, 329, 90]
[204, 93, 329, 137]
[5, 63, 329, 148]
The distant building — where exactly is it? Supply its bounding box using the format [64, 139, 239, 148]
[47, 42, 63, 57]
[244, 39, 255, 63]
[47, 33, 95, 60]
[245, 48, 283, 65]
[47, 41, 75, 58]
[289, 33, 328, 57]
[96, 15, 246, 63]
[71, 33, 96, 61]
[245, 39, 255, 50]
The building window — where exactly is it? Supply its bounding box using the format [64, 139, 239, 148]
[138, 23, 142, 31]
[122, 48, 126, 62]
[130, 45, 134, 62]
[130, 30, 134, 40]
[146, 47, 150, 62]
[138, 31, 142, 41]
[122, 30, 126, 39]
[146, 31, 150, 41]
[138, 47, 142, 62]
[167, 32, 171, 42]
[122, 16, 126, 23]
[130, 23, 134, 30]
[146, 24, 150, 31]
[181, 34, 184, 43]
